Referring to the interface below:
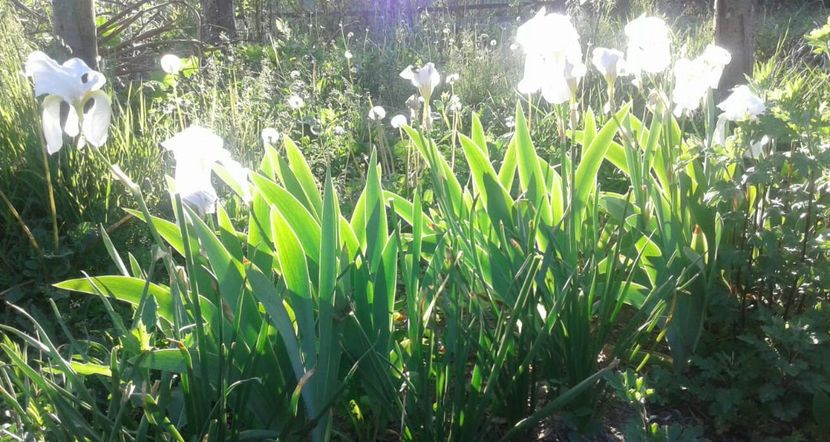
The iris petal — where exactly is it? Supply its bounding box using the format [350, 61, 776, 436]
[81, 91, 112, 147]
[64, 102, 80, 137]
[42, 96, 64, 154]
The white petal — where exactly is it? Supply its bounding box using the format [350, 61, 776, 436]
[624, 16, 671, 74]
[182, 188, 218, 215]
[713, 115, 728, 146]
[399, 65, 415, 81]
[745, 135, 770, 159]
[25, 51, 106, 104]
[81, 90, 112, 147]
[26, 52, 81, 102]
[64, 104, 80, 137]
[162, 126, 226, 159]
[62, 58, 106, 93]
[41, 96, 64, 154]
[541, 76, 572, 105]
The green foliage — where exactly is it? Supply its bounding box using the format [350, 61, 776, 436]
[651, 302, 830, 439]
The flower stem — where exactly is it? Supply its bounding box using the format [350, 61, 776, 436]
[40, 142, 59, 251]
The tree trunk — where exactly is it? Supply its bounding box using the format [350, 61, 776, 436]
[52, 0, 98, 68]
[200, 0, 237, 44]
[714, 0, 756, 92]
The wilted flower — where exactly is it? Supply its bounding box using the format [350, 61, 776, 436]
[400, 62, 441, 102]
[625, 15, 672, 75]
[446, 73, 460, 85]
[288, 95, 305, 109]
[162, 126, 250, 214]
[591, 47, 626, 83]
[344, 50, 353, 60]
[390, 114, 407, 128]
[160, 54, 183, 75]
[718, 85, 765, 121]
[24, 51, 111, 154]
[261, 127, 280, 145]
[368, 105, 386, 120]
[516, 8, 584, 105]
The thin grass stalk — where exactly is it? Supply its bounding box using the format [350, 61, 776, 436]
[0, 187, 41, 255]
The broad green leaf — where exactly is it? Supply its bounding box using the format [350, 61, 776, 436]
[187, 208, 259, 345]
[217, 203, 243, 261]
[125, 209, 185, 256]
[69, 361, 112, 377]
[403, 125, 465, 217]
[582, 108, 597, 152]
[362, 150, 388, 271]
[284, 137, 323, 218]
[55, 276, 176, 323]
[246, 264, 312, 417]
[248, 189, 276, 272]
[460, 133, 514, 230]
[373, 235, 398, 352]
[539, 158, 564, 226]
[318, 173, 342, 406]
[134, 348, 187, 373]
[471, 112, 488, 161]
[270, 208, 317, 376]
[605, 141, 629, 176]
[513, 103, 552, 225]
[251, 172, 321, 265]
[574, 104, 629, 221]
[384, 191, 435, 234]
[55, 276, 219, 328]
[499, 136, 518, 191]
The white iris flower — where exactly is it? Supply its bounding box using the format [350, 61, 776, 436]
[24, 51, 112, 154]
[162, 126, 250, 215]
[591, 47, 626, 84]
[717, 85, 765, 122]
[625, 15, 672, 75]
[516, 8, 584, 105]
[400, 62, 441, 103]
